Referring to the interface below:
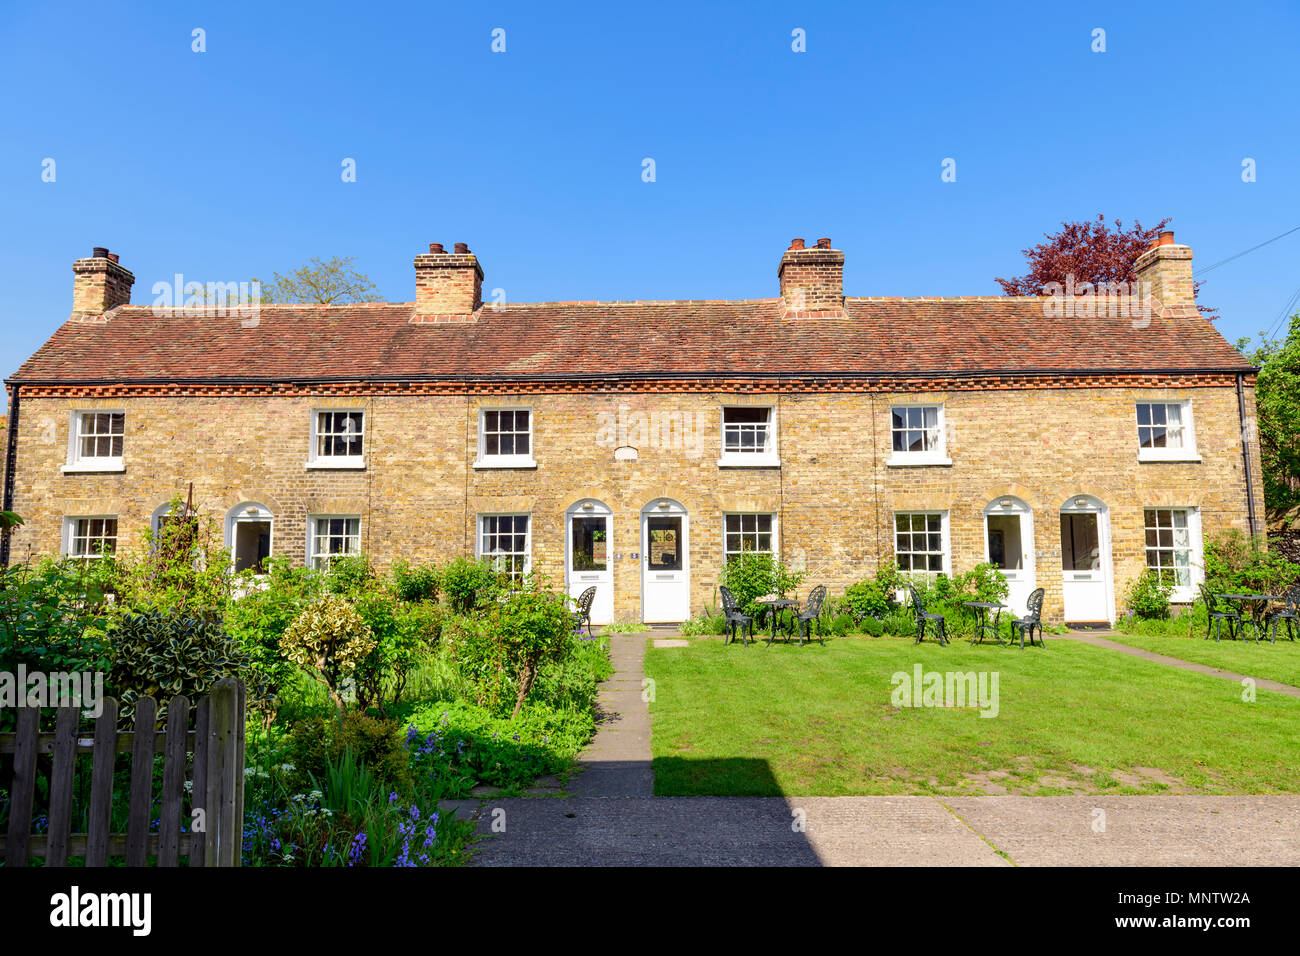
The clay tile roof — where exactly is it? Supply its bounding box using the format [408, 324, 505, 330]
[9, 296, 1251, 384]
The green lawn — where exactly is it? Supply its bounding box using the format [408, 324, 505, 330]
[1102, 630, 1300, 689]
[645, 635, 1300, 797]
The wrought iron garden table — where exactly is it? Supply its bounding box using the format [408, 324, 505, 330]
[1218, 594, 1281, 642]
[754, 598, 801, 645]
[962, 601, 1006, 645]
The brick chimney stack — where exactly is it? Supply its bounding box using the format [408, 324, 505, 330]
[779, 237, 844, 314]
[1134, 230, 1197, 318]
[71, 247, 134, 320]
[413, 242, 483, 319]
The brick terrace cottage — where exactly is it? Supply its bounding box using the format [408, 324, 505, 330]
[1, 235, 1263, 626]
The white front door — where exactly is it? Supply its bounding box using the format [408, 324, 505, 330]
[566, 501, 613, 625]
[642, 501, 689, 623]
[984, 499, 1034, 616]
[1059, 498, 1113, 624]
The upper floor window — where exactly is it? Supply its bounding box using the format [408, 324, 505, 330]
[309, 410, 365, 468]
[719, 407, 778, 466]
[888, 404, 949, 465]
[65, 411, 125, 472]
[724, 513, 775, 561]
[65, 516, 118, 559]
[1136, 402, 1198, 461]
[308, 515, 361, 570]
[478, 514, 531, 580]
[476, 409, 535, 468]
[894, 511, 948, 576]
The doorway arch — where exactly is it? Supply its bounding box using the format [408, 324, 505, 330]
[641, 498, 690, 623]
[565, 499, 613, 625]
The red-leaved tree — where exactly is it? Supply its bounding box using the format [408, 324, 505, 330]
[996, 214, 1217, 320]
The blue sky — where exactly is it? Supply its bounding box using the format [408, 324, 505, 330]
[2, 0, 1297, 379]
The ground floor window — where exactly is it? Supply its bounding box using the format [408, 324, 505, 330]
[894, 512, 947, 575]
[1144, 507, 1199, 599]
[309, 516, 360, 570]
[724, 513, 774, 560]
[66, 517, 118, 559]
[478, 514, 531, 580]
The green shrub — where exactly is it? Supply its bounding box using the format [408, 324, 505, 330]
[447, 578, 575, 718]
[122, 496, 233, 619]
[882, 609, 917, 637]
[353, 594, 442, 713]
[1125, 569, 1174, 620]
[107, 610, 264, 724]
[392, 560, 441, 603]
[842, 562, 905, 620]
[282, 594, 377, 710]
[680, 610, 727, 636]
[440, 557, 505, 614]
[1204, 529, 1300, 595]
[718, 552, 806, 616]
[0, 558, 114, 677]
[861, 616, 885, 637]
[324, 554, 375, 597]
[289, 710, 414, 797]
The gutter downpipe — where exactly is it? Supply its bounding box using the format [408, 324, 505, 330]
[1, 382, 19, 567]
[1237, 372, 1259, 538]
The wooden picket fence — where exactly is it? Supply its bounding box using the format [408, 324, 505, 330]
[0, 677, 245, 866]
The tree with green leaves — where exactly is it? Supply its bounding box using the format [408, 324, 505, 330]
[1237, 312, 1300, 518]
[255, 256, 383, 304]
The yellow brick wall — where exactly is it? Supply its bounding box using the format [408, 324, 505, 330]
[3, 385, 1263, 624]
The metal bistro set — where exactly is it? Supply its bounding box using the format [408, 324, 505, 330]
[1198, 583, 1300, 643]
[719, 584, 828, 647]
[906, 583, 1047, 650]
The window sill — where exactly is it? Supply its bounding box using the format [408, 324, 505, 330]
[1137, 453, 1202, 464]
[717, 454, 781, 468]
[62, 462, 125, 474]
[886, 455, 952, 468]
[304, 459, 366, 470]
[473, 458, 538, 470]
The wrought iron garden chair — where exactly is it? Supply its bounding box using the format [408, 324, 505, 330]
[1010, 587, 1046, 649]
[796, 585, 828, 646]
[571, 586, 597, 638]
[907, 583, 949, 646]
[1265, 583, 1300, 643]
[1198, 584, 1239, 642]
[719, 585, 753, 647]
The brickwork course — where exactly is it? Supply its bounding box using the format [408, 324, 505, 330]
[2, 235, 1264, 625]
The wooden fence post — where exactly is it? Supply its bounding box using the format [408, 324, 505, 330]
[203, 678, 242, 867]
[85, 697, 119, 867]
[5, 707, 39, 867]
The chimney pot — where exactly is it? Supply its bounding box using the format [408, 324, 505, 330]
[106, 253, 119, 263]
[816, 237, 831, 249]
[454, 242, 469, 255]
[429, 242, 445, 254]
[92, 246, 109, 259]
[789, 238, 805, 250]
[1158, 230, 1175, 246]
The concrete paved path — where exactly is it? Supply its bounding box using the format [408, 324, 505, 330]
[1060, 630, 1300, 697]
[465, 794, 1300, 866]
[564, 631, 654, 797]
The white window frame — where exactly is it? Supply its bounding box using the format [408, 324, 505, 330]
[476, 513, 532, 580]
[722, 512, 778, 561]
[306, 514, 362, 570]
[886, 403, 951, 467]
[892, 510, 950, 578]
[474, 407, 537, 469]
[63, 410, 126, 473]
[1136, 400, 1200, 462]
[1143, 506, 1203, 602]
[62, 515, 119, 560]
[718, 406, 780, 467]
[306, 408, 366, 469]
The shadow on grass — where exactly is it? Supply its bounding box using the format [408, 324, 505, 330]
[652, 756, 786, 797]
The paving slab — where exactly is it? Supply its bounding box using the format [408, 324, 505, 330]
[942, 795, 1300, 866]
